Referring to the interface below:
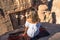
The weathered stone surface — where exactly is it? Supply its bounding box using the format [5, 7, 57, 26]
[0, 13, 13, 36]
[0, 0, 32, 13]
[38, 4, 48, 22]
[9, 14, 18, 29]
[49, 32, 60, 40]
[51, 0, 60, 24]
[45, 11, 52, 23]
[0, 0, 33, 35]
[9, 12, 26, 30]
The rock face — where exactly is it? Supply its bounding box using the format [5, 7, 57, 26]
[0, 0, 60, 36]
[38, 4, 48, 22]
[0, 14, 13, 36]
[51, 0, 60, 24]
[37, 0, 52, 23]
[0, 0, 33, 36]
[0, 0, 32, 13]
[49, 32, 60, 40]
[45, 11, 52, 23]
[38, 0, 60, 24]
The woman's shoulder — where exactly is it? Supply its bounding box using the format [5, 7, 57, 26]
[37, 22, 41, 26]
[25, 21, 31, 25]
[37, 22, 41, 24]
[25, 21, 29, 24]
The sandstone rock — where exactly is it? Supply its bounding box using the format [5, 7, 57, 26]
[0, 15, 13, 36]
[51, 0, 60, 24]
[0, 8, 13, 35]
[45, 11, 52, 23]
[38, 4, 48, 22]
[0, 0, 32, 13]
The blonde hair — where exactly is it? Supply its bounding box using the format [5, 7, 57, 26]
[26, 8, 39, 23]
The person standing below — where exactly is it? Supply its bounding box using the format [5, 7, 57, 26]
[23, 8, 41, 40]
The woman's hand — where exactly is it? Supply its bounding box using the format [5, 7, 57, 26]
[22, 33, 26, 36]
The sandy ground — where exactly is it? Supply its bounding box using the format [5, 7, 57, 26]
[0, 22, 60, 40]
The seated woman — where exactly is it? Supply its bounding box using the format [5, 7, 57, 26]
[23, 8, 41, 40]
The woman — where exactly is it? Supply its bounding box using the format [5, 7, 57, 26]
[23, 8, 41, 40]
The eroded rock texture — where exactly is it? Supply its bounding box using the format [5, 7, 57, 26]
[51, 0, 60, 24]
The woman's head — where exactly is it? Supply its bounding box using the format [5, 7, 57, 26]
[41, 0, 47, 3]
[26, 8, 39, 23]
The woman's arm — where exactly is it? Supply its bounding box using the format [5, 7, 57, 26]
[23, 27, 28, 35]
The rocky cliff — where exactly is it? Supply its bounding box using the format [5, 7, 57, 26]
[0, 0, 60, 36]
[51, 0, 60, 24]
